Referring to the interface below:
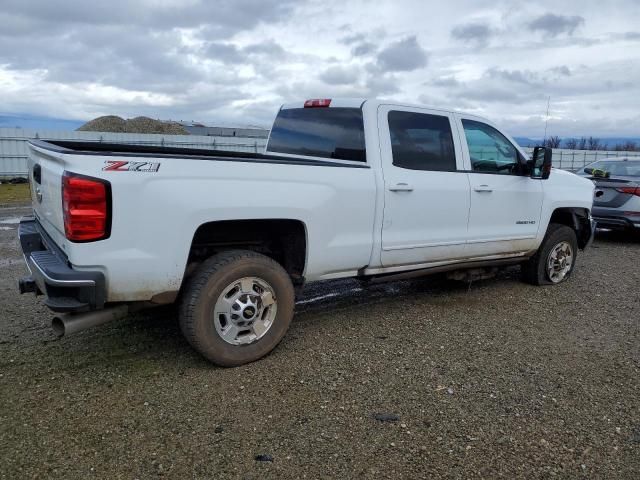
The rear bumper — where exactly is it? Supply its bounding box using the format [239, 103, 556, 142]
[592, 207, 640, 231]
[18, 217, 106, 313]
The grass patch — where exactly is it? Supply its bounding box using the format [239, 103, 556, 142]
[0, 183, 31, 205]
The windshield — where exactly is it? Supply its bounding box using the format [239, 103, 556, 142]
[581, 160, 640, 177]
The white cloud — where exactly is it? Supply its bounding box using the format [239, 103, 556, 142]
[451, 22, 494, 47]
[376, 36, 429, 72]
[0, 0, 639, 136]
[320, 66, 360, 85]
[528, 13, 585, 37]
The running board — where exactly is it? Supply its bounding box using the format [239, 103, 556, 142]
[363, 257, 526, 284]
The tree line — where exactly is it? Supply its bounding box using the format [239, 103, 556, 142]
[541, 136, 638, 151]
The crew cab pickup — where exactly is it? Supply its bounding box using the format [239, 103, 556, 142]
[19, 98, 596, 366]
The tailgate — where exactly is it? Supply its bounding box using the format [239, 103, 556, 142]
[27, 143, 67, 244]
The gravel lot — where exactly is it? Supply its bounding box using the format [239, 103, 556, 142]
[1, 205, 638, 479]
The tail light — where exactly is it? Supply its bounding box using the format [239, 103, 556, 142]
[615, 186, 640, 196]
[62, 172, 111, 242]
[304, 98, 331, 108]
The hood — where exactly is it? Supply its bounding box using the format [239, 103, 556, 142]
[552, 167, 597, 188]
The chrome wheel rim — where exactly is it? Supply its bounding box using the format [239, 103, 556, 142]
[213, 277, 277, 346]
[547, 241, 574, 283]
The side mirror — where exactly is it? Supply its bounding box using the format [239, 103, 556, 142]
[531, 146, 552, 179]
[583, 167, 593, 175]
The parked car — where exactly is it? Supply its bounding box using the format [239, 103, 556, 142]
[18, 98, 595, 366]
[577, 158, 640, 232]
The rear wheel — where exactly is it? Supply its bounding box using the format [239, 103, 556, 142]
[179, 250, 295, 367]
[521, 224, 578, 285]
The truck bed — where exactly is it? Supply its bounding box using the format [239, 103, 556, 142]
[29, 140, 369, 169]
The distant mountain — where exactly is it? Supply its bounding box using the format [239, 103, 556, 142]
[578, 137, 640, 149]
[514, 136, 640, 149]
[513, 137, 541, 147]
[0, 114, 84, 131]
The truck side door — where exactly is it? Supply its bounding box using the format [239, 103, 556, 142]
[456, 114, 544, 257]
[378, 105, 470, 267]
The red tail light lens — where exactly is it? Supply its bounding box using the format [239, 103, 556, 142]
[62, 172, 111, 242]
[304, 98, 331, 108]
[615, 186, 640, 196]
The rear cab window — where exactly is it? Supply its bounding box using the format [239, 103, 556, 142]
[267, 107, 366, 162]
[388, 110, 457, 171]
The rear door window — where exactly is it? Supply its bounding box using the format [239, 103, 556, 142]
[388, 111, 456, 171]
[267, 107, 366, 162]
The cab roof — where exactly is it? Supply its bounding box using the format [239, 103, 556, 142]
[280, 97, 478, 118]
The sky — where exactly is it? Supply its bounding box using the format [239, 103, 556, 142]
[0, 0, 639, 137]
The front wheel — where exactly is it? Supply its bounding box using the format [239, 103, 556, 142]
[521, 224, 578, 285]
[179, 250, 295, 367]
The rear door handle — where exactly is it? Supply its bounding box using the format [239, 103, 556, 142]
[389, 183, 414, 192]
[474, 185, 493, 193]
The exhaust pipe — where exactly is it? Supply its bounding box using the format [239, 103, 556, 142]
[52, 305, 129, 337]
[18, 276, 38, 294]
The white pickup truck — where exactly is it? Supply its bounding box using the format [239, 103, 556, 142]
[19, 98, 596, 366]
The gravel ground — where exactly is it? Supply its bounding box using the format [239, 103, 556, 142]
[1, 205, 638, 479]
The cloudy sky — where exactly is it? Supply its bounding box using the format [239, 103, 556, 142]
[0, 0, 639, 136]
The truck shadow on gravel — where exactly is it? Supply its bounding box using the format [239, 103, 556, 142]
[292, 273, 505, 316]
[594, 229, 640, 244]
[73, 269, 523, 369]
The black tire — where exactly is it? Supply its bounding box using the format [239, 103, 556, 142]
[179, 250, 295, 367]
[521, 223, 578, 285]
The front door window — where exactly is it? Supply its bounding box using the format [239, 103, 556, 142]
[462, 119, 522, 175]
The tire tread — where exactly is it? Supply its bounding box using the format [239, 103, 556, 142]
[521, 223, 577, 285]
[179, 250, 293, 366]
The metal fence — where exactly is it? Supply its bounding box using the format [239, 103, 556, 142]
[523, 147, 640, 171]
[0, 128, 268, 179]
[2, 127, 639, 178]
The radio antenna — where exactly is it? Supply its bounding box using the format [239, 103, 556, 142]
[543, 96, 551, 142]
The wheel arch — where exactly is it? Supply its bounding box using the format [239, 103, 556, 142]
[185, 218, 308, 284]
[548, 207, 592, 249]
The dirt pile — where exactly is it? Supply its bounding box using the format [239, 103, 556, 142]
[77, 116, 188, 134]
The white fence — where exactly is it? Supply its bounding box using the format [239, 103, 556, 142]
[2, 127, 639, 178]
[0, 128, 268, 178]
[523, 147, 640, 171]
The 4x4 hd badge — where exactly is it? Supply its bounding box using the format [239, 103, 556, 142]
[102, 161, 160, 172]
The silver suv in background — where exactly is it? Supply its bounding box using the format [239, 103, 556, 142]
[578, 158, 640, 232]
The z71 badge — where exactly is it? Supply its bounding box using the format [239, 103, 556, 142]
[102, 160, 160, 172]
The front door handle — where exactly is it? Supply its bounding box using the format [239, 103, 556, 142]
[474, 185, 493, 193]
[389, 183, 414, 192]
